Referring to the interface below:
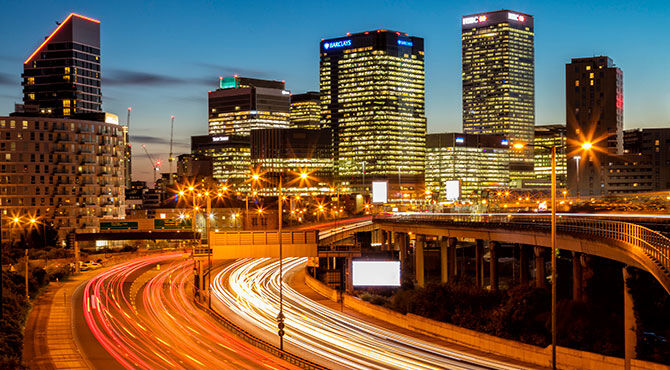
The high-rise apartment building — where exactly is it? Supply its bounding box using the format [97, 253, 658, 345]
[462, 10, 535, 187]
[290, 92, 321, 130]
[0, 116, 125, 241]
[22, 13, 102, 117]
[566, 56, 623, 197]
[426, 133, 510, 201]
[320, 30, 426, 199]
[208, 76, 290, 136]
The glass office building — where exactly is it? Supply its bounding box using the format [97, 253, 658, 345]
[528, 124, 567, 189]
[320, 30, 426, 199]
[462, 10, 534, 187]
[290, 92, 321, 130]
[191, 135, 250, 186]
[426, 133, 510, 200]
[208, 76, 290, 136]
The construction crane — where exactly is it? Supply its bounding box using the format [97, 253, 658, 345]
[168, 115, 175, 185]
[141, 144, 160, 185]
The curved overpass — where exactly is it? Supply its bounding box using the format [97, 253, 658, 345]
[374, 213, 670, 294]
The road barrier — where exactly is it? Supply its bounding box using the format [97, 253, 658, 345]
[193, 299, 328, 370]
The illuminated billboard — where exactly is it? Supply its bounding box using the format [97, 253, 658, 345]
[352, 261, 401, 287]
[445, 180, 460, 200]
[372, 181, 388, 203]
[323, 39, 352, 50]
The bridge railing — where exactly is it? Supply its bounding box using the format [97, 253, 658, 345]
[374, 213, 670, 277]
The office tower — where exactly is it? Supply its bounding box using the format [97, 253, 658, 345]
[290, 92, 321, 129]
[566, 56, 623, 197]
[0, 116, 125, 241]
[22, 13, 102, 117]
[530, 125, 567, 189]
[208, 76, 290, 136]
[191, 134, 250, 186]
[426, 133, 510, 200]
[320, 29, 426, 199]
[462, 10, 534, 187]
[250, 128, 333, 195]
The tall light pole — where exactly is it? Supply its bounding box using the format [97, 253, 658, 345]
[513, 141, 591, 370]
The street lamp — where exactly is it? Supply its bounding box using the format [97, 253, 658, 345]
[513, 141, 590, 370]
[249, 168, 314, 350]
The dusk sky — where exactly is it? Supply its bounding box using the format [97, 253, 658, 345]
[1, 0, 668, 183]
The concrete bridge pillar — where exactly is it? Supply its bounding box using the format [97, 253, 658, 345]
[572, 251, 583, 301]
[475, 239, 484, 287]
[623, 266, 637, 370]
[489, 241, 499, 292]
[448, 237, 458, 282]
[398, 233, 407, 276]
[519, 244, 530, 285]
[535, 247, 547, 289]
[415, 234, 425, 287]
[440, 237, 448, 284]
[345, 257, 353, 293]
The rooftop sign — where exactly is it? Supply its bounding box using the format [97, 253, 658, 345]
[323, 39, 352, 50]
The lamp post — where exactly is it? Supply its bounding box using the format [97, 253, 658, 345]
[513, 141, 591, 370]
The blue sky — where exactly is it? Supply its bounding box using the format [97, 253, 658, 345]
[0, 0, 668, 183]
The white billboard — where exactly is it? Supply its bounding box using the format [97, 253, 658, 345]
[352, 261, 401, 287]
[445, 180, 460, 201]
[372, 181, 388, 203]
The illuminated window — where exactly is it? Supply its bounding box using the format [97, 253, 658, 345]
[589, 73, 594, 78]
[575, 80, 579, 87]
[590, 80, 594, 86]
[63, 108, 71, 115]
[586, 66, 591, 71]
[28, 93, 35, 100]
[62, 100, 70, 107]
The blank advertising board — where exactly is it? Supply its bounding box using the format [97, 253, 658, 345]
[352, 261, 401, 287]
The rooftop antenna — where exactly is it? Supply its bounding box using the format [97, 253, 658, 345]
[168, 115, 175, 185]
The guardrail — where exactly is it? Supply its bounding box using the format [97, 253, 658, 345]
[375, 213, 670, 291]
[193, 299, 328, 370]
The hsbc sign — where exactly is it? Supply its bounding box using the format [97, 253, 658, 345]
[462, 15, 487, 25]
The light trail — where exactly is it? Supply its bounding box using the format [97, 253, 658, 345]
[82, 253, 298, 369]
[212, 258, 527, 370]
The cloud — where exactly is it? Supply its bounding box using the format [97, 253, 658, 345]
[0, 73, 17, 86]
[130, 135, 189, 148]
[194, 62, 273, 79]
[0, 55, 21, 64]
[104, 70, 186, 87]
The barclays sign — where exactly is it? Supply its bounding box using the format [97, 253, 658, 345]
[323, 39, 352, 50]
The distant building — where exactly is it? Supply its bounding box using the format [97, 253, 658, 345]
[208, 76, 290, 136]
[250, 128, 333, 195]
[190, 135, 249, 186]
[623, 128, 670, 191]
[320, 29, 426, 199]
[566, 56, 623, 197]
[426, 133, 510, 201]
[462, 10, 535, 187]
[22, 13, 102, 117]
[527, 125, 567, 189]
[604, 155, 655, 194]
[290, 92, 321, 130]
[176, 153, 213, 179]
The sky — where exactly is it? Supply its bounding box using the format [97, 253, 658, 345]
[0, 0, 668, 184]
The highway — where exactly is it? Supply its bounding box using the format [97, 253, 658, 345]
[77, 252, 298, 369]
[211, 257, 527, 370]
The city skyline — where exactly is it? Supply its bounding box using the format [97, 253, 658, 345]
[0, 0, 668, 183]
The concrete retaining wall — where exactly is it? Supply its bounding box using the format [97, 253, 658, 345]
[305, 272, 668, 370]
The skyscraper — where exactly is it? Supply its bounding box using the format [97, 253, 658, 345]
[320, 30, 426, 199]
[208, 76, 290, 136]
[566, 56, 623, 197]
[290, 92, 321, 130]
[461, 10, 534, 187]
[22, 13, 102, 117]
